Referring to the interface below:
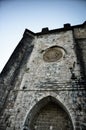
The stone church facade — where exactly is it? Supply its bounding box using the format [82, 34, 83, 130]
[0, 22, 86, 130]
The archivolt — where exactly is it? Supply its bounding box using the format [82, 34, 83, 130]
[23, 96, 74, 130]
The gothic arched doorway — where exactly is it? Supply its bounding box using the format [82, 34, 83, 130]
[23, 96, 73, 130]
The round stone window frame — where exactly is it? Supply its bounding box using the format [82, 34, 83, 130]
[43, 46, 65, 62]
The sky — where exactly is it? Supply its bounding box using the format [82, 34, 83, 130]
[0, 0, 86, 73]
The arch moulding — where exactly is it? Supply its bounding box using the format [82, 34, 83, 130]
[22, 94, 75, 130]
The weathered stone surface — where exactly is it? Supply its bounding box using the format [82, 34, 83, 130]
[0, 22, 86, 130]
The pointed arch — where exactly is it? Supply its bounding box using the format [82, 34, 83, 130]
[23, 96, 74, 130]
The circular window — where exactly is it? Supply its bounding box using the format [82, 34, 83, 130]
[43, 46, 63, 62]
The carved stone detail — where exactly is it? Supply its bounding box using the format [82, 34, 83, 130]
[43, 46, 63, 62]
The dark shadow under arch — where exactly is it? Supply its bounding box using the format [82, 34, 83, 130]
[23, 96, 74, 130]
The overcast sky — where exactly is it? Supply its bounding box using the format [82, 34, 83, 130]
[0, 0, 86, 72]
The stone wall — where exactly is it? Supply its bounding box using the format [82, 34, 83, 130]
[0, 22, 86, 130]
[0, 31, 35, 130]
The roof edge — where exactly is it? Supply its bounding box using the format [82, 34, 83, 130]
[25, 21, 86, 36]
